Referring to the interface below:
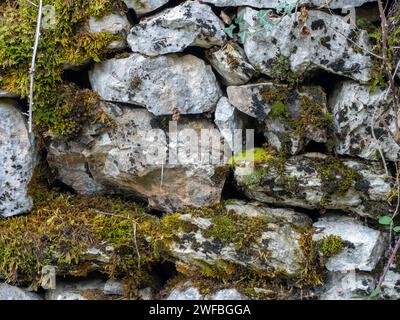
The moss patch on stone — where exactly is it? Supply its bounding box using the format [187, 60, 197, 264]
[318, 235, 344, 258]
[0, 0, 126, 138]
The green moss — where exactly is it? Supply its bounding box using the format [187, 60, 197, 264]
[271, 100, 288, 118]
[319, 235, 344, 258]
[228, 147, 272, 166]
[0, 0, 126, 138]
[269, 56, 302, 87]
[296, 232, 323, 288]
[0, 174, 160, 290]
[316, 156, 359, 198]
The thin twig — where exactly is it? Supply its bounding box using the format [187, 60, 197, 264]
[376, 237, 400, 290]
[28, 0, 43, 133]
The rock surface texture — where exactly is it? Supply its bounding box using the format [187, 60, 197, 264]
[240, 8, 371, 82]
[89, 53, 221, 116]
[48, 102, 229, 212]
[128, 1, 226, 56]
[0, 100, 35, 217]
[123, 0, 170, 15]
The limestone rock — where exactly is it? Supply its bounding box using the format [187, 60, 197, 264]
[0, 99, 35, 217]
[320, 271, 374, 300]
[240, 8, 371, 83]
[103, 280, 125, 296]
[89, 53, 222, 116]
[234, 152, 392, 219]
[313, 215, 384, 272]
[48, 103, 229, 212]
[128, 1, 226, 56]
[123, 0, 169, 16]
[201, 0, 375, 9]
[206, 42, 256, 86]
[227, 83, 329, 154]
[330, 81, 400, 161]
[214, 97, 249, 153]
[381, 270, 400, 300]
[88, 12, 131, 50]
[0, 283, 42, 300]
[165, 280, 248, 300]
[166, 200, 312, 277]
[45, 279, 106, 300]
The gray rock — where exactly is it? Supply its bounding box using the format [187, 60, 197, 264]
[123, 0, 169, 16]
[0, 283, 42, 300]
[103, 280, 125, 296]
[227, 83, 329, 154]
[330, 81, 400, 161]
[45, 280, 106, 300]
[89, 53, 222, 116]
[165, 280, 248, 300]
[166, 200, 312, 277]
[240, 8, 371, 83]
[207, 42, 256, 86]
[88, 12, 131, 50]
[128, 1, 226, 56]
[48, 103, 229, 212]
[139, 287, 154, 300]
[214, 97, 249, 153]
[381, 270, 400, 300]
[201, 0, 375, 9]
[313, 215, 385, 272]
[320, 271, 374, 300]
[234, 152, 392, 219]
[0, 99, 35, 217]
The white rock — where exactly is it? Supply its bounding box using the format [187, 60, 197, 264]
[381, 270, 400, 300]
[45, 279, 105, 300]
[330, 81, 400, 161]
[227, 83, 329, 154]
[320, 271, 374, 300]
[0, 99, 35, 217]
[207, 42, 256, 85]
[123, 0, 169, 15]
[167, 200, 312, 276]
[0, 283, 42, 300]
[103, 280, 125, 296]
[201, 0, 375, 9]
[214, 97, 248, 153]
[88, 12, 131, 50]
[128, 1, 226, 56]
[89, 53, 222, 116]
[234, 152, 392, 219]
[313, 215, 385, 272]
[240, 8, 371, 83]
[48, 103, 230, 212]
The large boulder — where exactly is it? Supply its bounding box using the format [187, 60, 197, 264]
[122, 0, 169, 16]
[233, 152, 392, 219]
[47, 102, 229, 212]
[127, 1, 226, 56]
[89, 53, 222, 116]
[0, 99, 35, 217]
[312, 215, 384, 272]
[240, 8, 371, 83]
[0, 283, 42, 300]
[227, 83, 330, 154]
[330, 81, 400, 161]
[201, 0, 375, 9]
[206, 42, 256, 86]
[88, 12, 131, 50]
[164, 200, 313, 277]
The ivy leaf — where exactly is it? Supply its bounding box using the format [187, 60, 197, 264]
[393, 226, 400, 233]
[369, 288, 381, 298]
[379, 215, 393, 226]
[238, 30, 249, 44]
[235, 12, 245, 25]
[224, 24, 236, 38]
